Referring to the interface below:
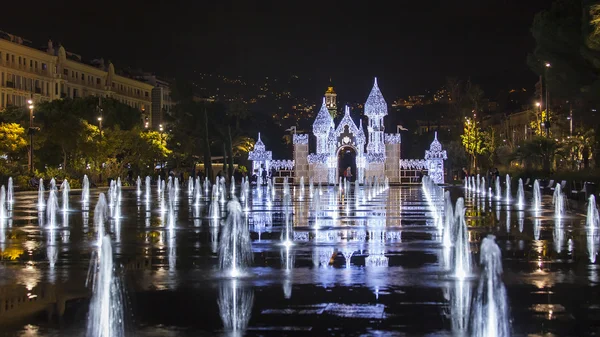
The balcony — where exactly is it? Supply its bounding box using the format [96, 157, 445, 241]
[35, 87, 42, 94]
[5, 81, 14, 88]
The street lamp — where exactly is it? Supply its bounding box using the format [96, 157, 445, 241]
[535, 102, 541, 135]
[544, 63, 551, 137]
[28, 99, 35, 174]
[158, 124, 164, 169]
[97, 116, 103, 131]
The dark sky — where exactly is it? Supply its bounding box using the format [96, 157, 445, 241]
[3, 0, 552, 100]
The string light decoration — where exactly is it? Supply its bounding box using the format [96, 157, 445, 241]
[313, 97, 335, 154]
[334, 106, 364, 144]
[424, 132, 447, 184]
[248, 132, 272, 162]
[270, 160, 295, 171]
[364, 78, 387, 160]
[366, 153, 386, 163]
[400, 159, 428, 170]
[364, 78, 388, 117]
[248, 132, 273, 175]
[385, 133, 402, 144]
[307, 153, 329, 164]
[293, 133, 308, 144]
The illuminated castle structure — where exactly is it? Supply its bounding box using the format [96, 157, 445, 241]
[245, 78, 447, 185]
[293, 78, 402, 184]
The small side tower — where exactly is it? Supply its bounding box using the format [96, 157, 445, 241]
[313, 97, 334, 154]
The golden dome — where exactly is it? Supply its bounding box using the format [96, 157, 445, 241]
[325, 86, 335, 94]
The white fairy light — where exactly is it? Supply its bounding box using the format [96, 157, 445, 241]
[293, 134, 308, 144]
[424, 132, 447, 184]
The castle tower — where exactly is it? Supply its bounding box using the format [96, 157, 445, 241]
[312, 97, 334, 154]
[364, 77, 387, 162]
[324, 81, 337, 119]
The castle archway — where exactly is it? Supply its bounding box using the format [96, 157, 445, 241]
[337, 145, 357, 182]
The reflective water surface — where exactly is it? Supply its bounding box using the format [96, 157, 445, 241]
[0, 183, 597, 336]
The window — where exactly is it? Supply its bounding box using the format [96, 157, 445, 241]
[35, 61, 38, 69]
[63, 68, 68, 76]
[55, 83, 58, 95]
[96, 78, 101, 85]
[1, 93, 4, 108]
[29, 60, 32, 68]
[18, 57, 21, 65]
[81, 73, 84, 80]
[145, 91, 149, 97]
[42, 63, 47, 70]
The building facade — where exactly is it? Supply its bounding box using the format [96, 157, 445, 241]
[136, 74, 173, 129]
[0, 32, 153, 121]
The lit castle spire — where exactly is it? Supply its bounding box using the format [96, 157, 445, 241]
[365, 77, 387, 160]
[313, 97, 334, 154]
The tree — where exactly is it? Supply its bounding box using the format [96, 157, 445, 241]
[170, 101, 216, 179]
[528, 1, 600, 151]
[482, 126, 500, 166]
[35, 99, 87, 170]
[513, 136, 559, 172]
[461, 117, 485, 171]
[0, 123, 27, 161]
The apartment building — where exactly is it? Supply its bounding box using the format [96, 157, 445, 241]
[0, 31, 153, 121]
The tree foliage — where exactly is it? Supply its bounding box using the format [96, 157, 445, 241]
[0, 123, 27, 158]
[461, 117, 485, 170]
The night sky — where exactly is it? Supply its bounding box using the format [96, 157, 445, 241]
[4, 0, 552, 100]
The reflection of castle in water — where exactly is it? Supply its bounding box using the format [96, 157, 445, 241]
[296, 217, 401, 268]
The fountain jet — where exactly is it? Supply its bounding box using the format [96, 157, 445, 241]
[0, 186, 6, 220]
[7, 177, 13, 205]
[38, 179, 45, 210]
[86, 235, 124, 337]
[83, 175, 90, 204]
[553, 184, 566, 219]
[61, 179, 70, 212]
[46, 188, 59, 228]
[471, 235, 510, 337]
[516, 178, 524, 210]
[94, 194, 108, 246]
[219, 199, 252, 277]
[533, 179, 541, 212]
[505, 174, 511, 203]
[452, 198, 471, 279]
[210, 185, 220, 219]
